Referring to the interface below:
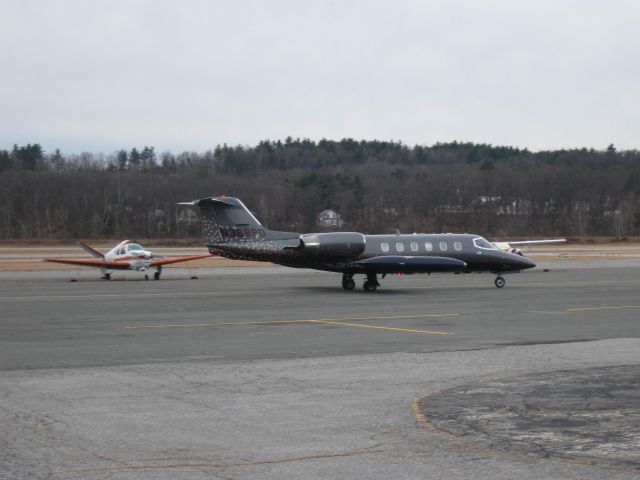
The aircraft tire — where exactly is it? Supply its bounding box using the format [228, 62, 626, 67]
[154, 271, 161, 280]
[144, 274, 149, 281]
[342, 278, 355, 290]
[103, 273, 111, 281]
[363, 281, 377, 292]
[495, 276, 506, 288]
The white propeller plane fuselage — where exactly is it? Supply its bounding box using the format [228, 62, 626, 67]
[46, 240, 212, 280]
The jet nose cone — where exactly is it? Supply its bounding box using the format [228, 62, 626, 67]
[502, 252, 535, 270]
[517, 255, 536, 269]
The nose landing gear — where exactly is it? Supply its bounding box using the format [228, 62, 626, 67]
[494, 276, 506, 288]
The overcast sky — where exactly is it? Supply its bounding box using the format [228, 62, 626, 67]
[1, 0, 639, 153]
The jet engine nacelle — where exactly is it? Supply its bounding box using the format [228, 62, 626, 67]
[300, 232, 366, 257]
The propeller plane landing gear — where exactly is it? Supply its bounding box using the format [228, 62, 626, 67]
[494, 276, 506, 288]
[102, 273, 111, 281]
[154, 266, 162, 280]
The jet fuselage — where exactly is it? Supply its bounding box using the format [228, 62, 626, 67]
[184, 196, 535, 291]
[207, 232, 534, 274]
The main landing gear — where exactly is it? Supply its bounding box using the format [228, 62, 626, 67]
[342, 273, 355, 291]
[363, 272, 380, 292]
[342, 272, 380, 292]
[494, 276, 506, 288]
[143, 266, 162, 281]
[102, 273, 111, 281]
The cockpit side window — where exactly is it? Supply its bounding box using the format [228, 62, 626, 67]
[473, 237, 497, 250]
[127, 243, 143, 252]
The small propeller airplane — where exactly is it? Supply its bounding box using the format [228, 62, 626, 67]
[492, 238, 566, 256]
[45, 240, 212, 280]
[180, 195, 538, 292]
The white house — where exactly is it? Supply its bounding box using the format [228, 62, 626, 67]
[317, 209, 345, 228]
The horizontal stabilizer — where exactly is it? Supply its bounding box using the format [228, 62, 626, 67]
[177, 197, 236, 208]
[353, 255, 466, 273]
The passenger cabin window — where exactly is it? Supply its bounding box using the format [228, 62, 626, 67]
[473, 237, 498, 250]
[381, 242, 389, 253]
[396, 242, 405, 253]
[410, 242, 419, 252]
[425, 241, 433, 252]
[439, 241, 448, 251]
[454, 241, 462, 251]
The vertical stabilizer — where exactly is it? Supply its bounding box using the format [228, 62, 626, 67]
[179, 196, 299, 244]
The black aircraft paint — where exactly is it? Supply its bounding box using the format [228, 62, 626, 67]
[182, 196, 535, 292]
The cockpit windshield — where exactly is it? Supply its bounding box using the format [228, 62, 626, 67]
[473, 237, 497, 250]
[126, 243, 143, 252]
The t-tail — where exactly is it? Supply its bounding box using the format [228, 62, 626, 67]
[178, 196, 300, 248]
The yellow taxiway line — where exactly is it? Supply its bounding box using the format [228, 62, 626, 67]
[308, 320, 455, 335]
[123, 313, 459, 335]
[566, 305, 640, 312]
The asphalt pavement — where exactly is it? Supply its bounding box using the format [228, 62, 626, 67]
[1, 263, 639, 479]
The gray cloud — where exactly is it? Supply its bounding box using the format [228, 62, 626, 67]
[1, 0, 639, 153]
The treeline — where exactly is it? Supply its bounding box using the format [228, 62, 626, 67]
[1, 139, 639, 240]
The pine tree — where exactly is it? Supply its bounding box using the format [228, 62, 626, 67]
[117, 150, 128, 171]
[128, 148, 141, 170]
[140, 146, 156, 171]
[52, 149, 65, 173]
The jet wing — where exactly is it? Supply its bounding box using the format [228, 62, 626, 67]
[149, 254, 213, 267]
[353, 255, 466, 273]
[45, 258, 132, 270]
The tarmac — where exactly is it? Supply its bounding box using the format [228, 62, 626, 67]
[1, 259, 639, 479]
